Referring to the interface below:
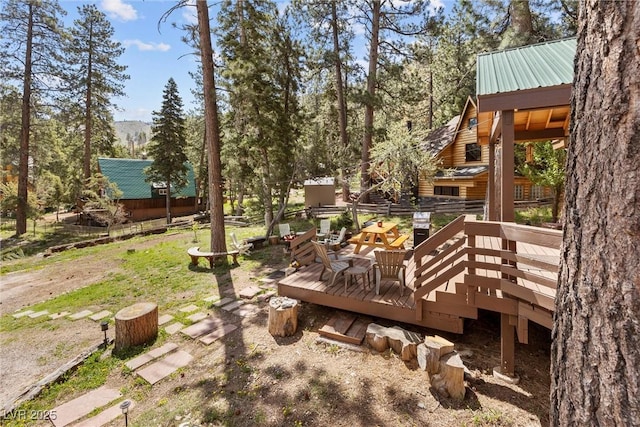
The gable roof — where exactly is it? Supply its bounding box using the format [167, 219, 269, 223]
[476, 37, 576, 97]
[97, 157, 196, 199]
[422, 115, 460, 155]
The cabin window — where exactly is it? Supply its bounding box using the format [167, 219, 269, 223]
[530, 185, 543, 200]
[465, 143, 481, 162]
[468, 117, 477, 130]
[434, 186, 460, 197]
[514, 185, 524, 200]
[158, 188, 168, 196]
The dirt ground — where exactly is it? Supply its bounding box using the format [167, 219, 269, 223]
[0, 232, 552, 426]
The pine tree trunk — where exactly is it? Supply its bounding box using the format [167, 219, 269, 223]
[360, 0, 380, 201]
[16, 3, 34, 236]
[196, 0, 227, 255]
[551, 2, 640, 425]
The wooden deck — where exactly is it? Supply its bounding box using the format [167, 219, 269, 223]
[278, 216, 562, 338]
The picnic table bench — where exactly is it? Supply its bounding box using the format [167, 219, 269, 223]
[187, 247, 240, 268]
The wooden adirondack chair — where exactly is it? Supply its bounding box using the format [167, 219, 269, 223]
[230, 232, 253, 255]
[312, 241, 349, 286]
[317, 219, 331, 239]
[372, 250, 408, 296]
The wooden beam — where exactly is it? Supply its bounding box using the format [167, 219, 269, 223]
[488, 142, 498, 220]
[477, 84, 572, 112]
[500, 110, 515, 222]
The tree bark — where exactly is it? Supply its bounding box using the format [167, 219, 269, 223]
[360, 0, 380, 202]
[330, 0, 350, 202]
[196, 0, 227, 255]
[551, 2, 640, 425]
[16, 3, 34, 236]
[83, 21, 93, 181]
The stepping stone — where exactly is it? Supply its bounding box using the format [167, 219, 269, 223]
[51, 386, 122, 427]
[74, 400, 136, 427]
[68, 310, 93, 320]
[257, 290, 277, 302]
[179, 304, 199, 313]
[233, 304, 260, 318]
[158, 314, 174, 325]
[49, 311, 71, 320]
[187, 312, 208, 322]
[12, 310, 34, 319]
[199, 324, 239, 345]
[221, 300, 244, 312]
[180, 317, 223, 339]
[136, 350, 194, 385]
[212, 297, 233, 308]
[89, 310, 112, 321]
[28, 310, 49, 318]
[239, 285, 262, 299]
[165, 322, 184, 335]
[125, 342, 179, 371]
[203, 295, 221, 303]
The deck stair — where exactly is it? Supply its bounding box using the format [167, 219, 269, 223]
[318, 312, 370, 345]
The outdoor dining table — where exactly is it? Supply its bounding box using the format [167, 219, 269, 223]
[351, 221, 406, 254]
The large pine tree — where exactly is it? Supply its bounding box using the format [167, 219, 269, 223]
[551, 0, 639, 424]
[0, 0, 66, 236]
[145, 78, 189, 224]
[63, 4, 129, 181]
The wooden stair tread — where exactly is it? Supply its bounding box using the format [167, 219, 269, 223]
[318, 313, 369, 345]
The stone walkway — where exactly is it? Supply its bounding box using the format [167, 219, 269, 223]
[8, 272, 284, 426]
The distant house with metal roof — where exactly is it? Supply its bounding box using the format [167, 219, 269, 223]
[97, 157, 199, 221]
[419, 97, 550, 202]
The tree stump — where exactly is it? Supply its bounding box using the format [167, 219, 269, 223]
[418, 335, 455, 374]
[114, 302, 158, 353]
[268, 297, 298, 337]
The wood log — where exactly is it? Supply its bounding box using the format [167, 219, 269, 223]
[365, 323, 390, 353]
[114, 302, 158, 353]
[268, 297, 298, 337]
[438, 352, 466, 400]
[389, 326, 422, 361]
[422, 335, 455, 374]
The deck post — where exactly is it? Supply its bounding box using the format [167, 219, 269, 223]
[500, 110, 515, 222]
[494, 312, 519, 384]
[488, 141, 498, 221]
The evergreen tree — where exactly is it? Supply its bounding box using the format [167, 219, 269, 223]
[0, 0, 66, 235]
[62, 4, 129, 181]
[145, 78, 189, 224]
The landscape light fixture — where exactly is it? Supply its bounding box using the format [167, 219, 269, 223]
[100, 321, 109, 349]
[120, 400, 131, 427]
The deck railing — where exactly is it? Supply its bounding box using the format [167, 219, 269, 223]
[411, 215, 562, 328]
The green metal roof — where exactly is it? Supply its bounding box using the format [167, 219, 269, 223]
[97, 157, 196, 199]
[476, 38, 576, 96]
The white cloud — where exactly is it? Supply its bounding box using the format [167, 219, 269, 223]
[101, 0, 138, 22]
[181, 0, 198, 25]
[123, 39, 171, 52]
[429, 0, 446, 13]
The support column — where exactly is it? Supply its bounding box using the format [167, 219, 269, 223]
[493, 313, 519, 384]
[500, 110, 515, 222]
[488, 141, 498, 221]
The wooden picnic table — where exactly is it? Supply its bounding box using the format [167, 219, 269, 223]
[350, 221, 409, 254]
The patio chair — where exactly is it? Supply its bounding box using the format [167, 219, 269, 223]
[326, 227, 347, 249]
[230, 232, 253, 256]
[278, 223, 291, 239]
[372, 249, 408, 296]
[317, 219, 331, 239]
[312, 241, 349, 286]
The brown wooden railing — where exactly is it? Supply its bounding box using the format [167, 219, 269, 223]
[410, 215, 562, 331]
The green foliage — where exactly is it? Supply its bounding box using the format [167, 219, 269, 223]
[333, 209, 354, 230]
[369, 121, 439, 203]
[0, 182, 42, 220]
[145, 78, 189, 197]
[81, 173, 126, 227]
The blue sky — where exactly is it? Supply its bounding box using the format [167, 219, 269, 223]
[61, 0, 448, 123]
